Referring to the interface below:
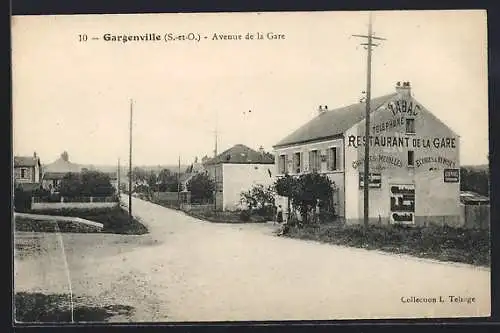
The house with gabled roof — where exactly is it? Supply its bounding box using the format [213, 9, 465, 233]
[41, 151, 82, 191]
[273, 82, 461, 227]
[14, 152, 43, 191]
[204, 144, 275, 211]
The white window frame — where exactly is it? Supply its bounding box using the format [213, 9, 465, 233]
[20, 168, 28, 179]
[405, 118, 416, 135]
[407, 150, 415, 167]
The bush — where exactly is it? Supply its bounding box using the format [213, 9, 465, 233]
[14, 187, 32, 212]
[239, 210, 251, 222]
[254, 205, 275, 219]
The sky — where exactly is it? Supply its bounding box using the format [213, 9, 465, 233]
[12, 10, 488, 166]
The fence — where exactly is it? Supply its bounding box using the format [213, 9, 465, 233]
[31, 196, 118, 210]
[181, 203, 215, 212]
[461, 203, 490, 230]
[152, 191, 191, 205]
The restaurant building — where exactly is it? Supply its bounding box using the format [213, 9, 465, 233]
[273, 82, 461, 226]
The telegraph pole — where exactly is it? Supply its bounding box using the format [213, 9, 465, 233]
[213, 110, 218, 211]
[177, 155, 181, 205]
[128, 99, 133, 220]
[117, 158, 121, 195]
[353, 12, 386, 228]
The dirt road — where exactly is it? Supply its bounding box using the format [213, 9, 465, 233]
[14, 196, 490, 322]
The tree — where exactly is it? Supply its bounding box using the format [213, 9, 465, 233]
[240, 184, 276, 216]
[274, 174, 297, 220]
[186, 173, 215, 203]
[274, 173, 333, 224]
[60, 170, 115, 197]
[128, 167, 148, 184]
[147, 171, 158, 188]
[460, 166, 489, 197]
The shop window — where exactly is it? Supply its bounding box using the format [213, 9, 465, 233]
[407, 150, 415, 167]
[327, 147, 338, 171]
[406, 118, 416, 134]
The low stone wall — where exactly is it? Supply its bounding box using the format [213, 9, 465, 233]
[31, 202, 118, 210]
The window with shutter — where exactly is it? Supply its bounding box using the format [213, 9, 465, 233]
[327, 147, 338, 171]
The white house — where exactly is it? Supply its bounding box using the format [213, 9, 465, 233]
[204, 144, 275, 211]
[273, 82, 461, 227]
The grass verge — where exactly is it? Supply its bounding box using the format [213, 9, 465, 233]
[15, 292, 134, 322]
[186, 210, 269, 224]
[283, 223, 490, 267]
[18, 206, 148, 235]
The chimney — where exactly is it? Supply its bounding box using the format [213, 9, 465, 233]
[395, 81, 411, 97]
[318, 105, 327, 115]
[259, 146, 265, 154]
[61, 151, 69, 162]
[33, 151, 37, 159]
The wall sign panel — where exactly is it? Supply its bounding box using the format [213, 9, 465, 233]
[390, 184, 415, 224]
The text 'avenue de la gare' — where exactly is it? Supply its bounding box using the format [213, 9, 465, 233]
[96, 32, 286, 43]
[347, 135, 457, 149]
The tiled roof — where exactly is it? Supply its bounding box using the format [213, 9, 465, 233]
[43, 156, 82, 174]
[204, 144, 275, 165]
[43, 172, 68, 180]
[14, 156, 39, 167]
[274, 93, 397, 148]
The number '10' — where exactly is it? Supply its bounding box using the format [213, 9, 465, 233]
[79, 34, 88, 42]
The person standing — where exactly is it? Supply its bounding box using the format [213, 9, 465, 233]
[276, 205, 283, 224]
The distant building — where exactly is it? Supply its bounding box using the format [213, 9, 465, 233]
[180, 157, 205, 191]
[42, 151, 82, 191]
[273, 82, 461, 227]
[14, 152, 43, 191]
[204, 144, 275, 211]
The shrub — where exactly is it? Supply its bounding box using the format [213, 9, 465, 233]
[14, 187, 32, 212]
[239, 210, 251, 222]
[240, 184, 275, 212]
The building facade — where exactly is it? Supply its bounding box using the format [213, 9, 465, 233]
[204, 144, 275, 211]
[273, 82, 461, 227]
[14, 152, 43, 187]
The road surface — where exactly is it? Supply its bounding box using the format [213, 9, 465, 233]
[14, 196, 490, 322]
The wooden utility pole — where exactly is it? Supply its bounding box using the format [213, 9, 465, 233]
[353, 12, 386, 228]
[213, 110, 218, 211]
[128, 99, 133, 220]
[117, 158, 121, 195]
[177, 155, 181, 205]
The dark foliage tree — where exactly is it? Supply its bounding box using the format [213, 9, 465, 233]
[460, 166, 489, 197]
[60, 170, 115, 197]
[274, 173, 334, 224]
[14, 185, 32, 212]
[240, 184, 275, 217]
[186, 173, 215, 203]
